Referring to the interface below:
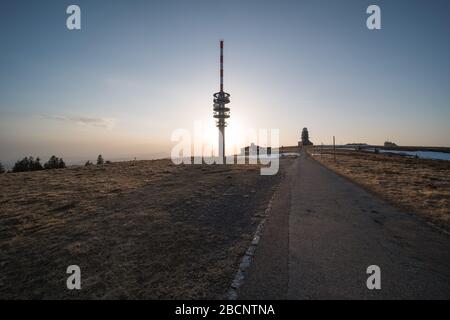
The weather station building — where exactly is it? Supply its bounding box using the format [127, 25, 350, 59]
[298, 127, 313, 146]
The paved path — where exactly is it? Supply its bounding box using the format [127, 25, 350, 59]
[238, 153, 450, 299]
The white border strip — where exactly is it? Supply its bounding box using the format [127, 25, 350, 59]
[227, 187, 279, 300]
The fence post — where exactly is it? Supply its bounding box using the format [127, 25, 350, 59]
[333, 136, 336, 162]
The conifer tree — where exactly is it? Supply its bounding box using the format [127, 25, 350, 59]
[97, 154, 104, 165]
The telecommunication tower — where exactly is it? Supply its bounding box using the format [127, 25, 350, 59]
[213, 40, 230, 162]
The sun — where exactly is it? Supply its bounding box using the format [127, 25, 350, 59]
[197, 115, 251, 157]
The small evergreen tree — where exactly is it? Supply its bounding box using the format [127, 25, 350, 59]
[13, 157, 29, 172]
[32, 157, 43, 171]
[44, 155, 57, 169]
[58, 158, 66, 168]
[0, 161, 5, 174]
[97, 154, 104, 165]
[12, 156, 44, 172]
[44, 155, 66, 170]
[85, 160, 92, 166]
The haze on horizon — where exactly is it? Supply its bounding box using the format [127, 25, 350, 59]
[1, 0, 449, 165]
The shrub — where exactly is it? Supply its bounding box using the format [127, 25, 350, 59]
[0, 162, 5, 174]
[85, 160, 93, 166]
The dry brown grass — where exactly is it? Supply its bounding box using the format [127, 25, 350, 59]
[0, 159, 285, 299]
[312, 150, 450, 230]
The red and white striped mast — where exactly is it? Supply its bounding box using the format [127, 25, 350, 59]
[220, 40, 224, 92]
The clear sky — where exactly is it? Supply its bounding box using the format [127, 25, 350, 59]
[1, 0, 449, 165]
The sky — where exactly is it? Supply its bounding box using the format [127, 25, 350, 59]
[1, 0, 449, 165]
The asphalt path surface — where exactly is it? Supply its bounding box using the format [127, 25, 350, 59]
[238, 152, 450, 299]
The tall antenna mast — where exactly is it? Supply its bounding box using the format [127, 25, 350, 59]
[220, 40, 224, 92]
[213, 40, 230, 162]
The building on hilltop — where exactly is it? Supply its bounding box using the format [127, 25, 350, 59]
[240, 143, 272, 156]
[298, 127, 313, 146]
